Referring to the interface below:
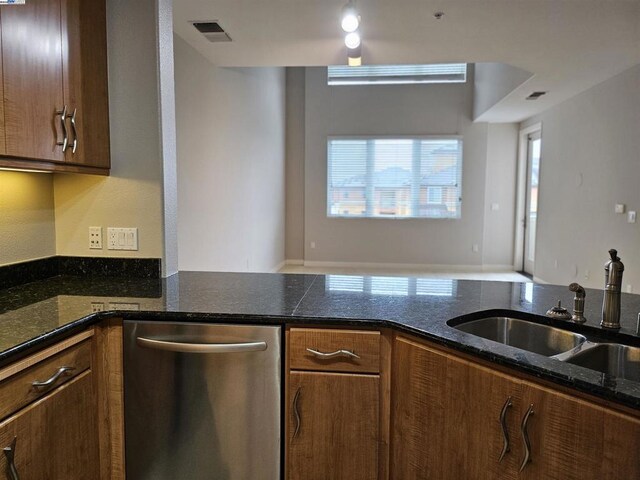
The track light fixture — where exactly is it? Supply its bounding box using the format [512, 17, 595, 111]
[344, 32, 361, 49]
[341, 1, 362, 66]
[341, 1, 360, 33]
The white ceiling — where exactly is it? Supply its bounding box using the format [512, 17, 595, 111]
[172, 0, 640, 122]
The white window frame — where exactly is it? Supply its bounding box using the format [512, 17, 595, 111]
[327, 64, 468, 86]
[326, 135, 463, 220]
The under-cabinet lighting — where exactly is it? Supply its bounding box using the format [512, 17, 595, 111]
[0, 167, 52, 174]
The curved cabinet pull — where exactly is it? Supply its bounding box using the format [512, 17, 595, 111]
[3, 436, 20, 480]
[136, 337, 267, 354]
[306, 348, 360, 360]
[67, 108, 78, 154]
[519, 404, 535, 472]
[32, 366, 75, 390]
[55, 106, 68, 152]
[292, 387, 302, 439]
[498, 396, 513, 463]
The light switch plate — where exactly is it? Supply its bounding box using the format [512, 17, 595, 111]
[628, 211, 637, 224]
[107, 227, 139, 250]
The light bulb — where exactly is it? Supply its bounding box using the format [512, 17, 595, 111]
[344, 32, 361, 49]
[341, 13, 359, 33]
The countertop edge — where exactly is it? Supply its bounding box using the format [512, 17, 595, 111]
[2, 308, 639, 411]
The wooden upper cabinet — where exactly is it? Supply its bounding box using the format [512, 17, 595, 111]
[61, 0, 110, 169]
[0, 0, 110, 173]
[288, 371, 380, 480]
[0, 17, 5, 156]
[1, 0, 65, 162]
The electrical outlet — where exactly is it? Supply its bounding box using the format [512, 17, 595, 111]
[310, 241, 316, 249]
[107, 227, 139, 250]
[89, 226, 102, 249]
[472, 244, 479, 253]
[108, 302, 140, 311]
[91, 302, 105, 312]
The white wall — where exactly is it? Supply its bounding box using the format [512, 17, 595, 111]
[483, 124, 519, 267]
[0, 171, 56, 266]
[474, 63, 532, 121]
[174, 35, 286, 273]
[285, 68, 305, 262]
[522, 64, 640, 290]
[297, 66, 517, 268]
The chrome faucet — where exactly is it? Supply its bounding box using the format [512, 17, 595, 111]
[601, 249, 624, 329]
[568, 283, 586, 323]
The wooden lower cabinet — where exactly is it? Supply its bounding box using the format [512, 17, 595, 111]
[288, 371, 380, 480]
[522, 383, 640, 479]
[391, 335, 640, 480]
[392, 336, 524, 479]
[0, 371, 100, 479]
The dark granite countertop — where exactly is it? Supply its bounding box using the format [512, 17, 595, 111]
[1, 272, 640, 409]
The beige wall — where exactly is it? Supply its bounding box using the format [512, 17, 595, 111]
[174, 36, 286, 272]
[295, 66, 517, 268]
[53, 0, 169, 261]
[522, 64, 640, 290]
[0, 172, 56, 266]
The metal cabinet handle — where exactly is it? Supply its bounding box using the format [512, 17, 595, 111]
[32, 366, 75, 389]
[498, 396, 513, 463]
[67, 108, 78, 154]
[292, 387, 302, 439]
[3, 437, 19, 480]
[136, 337, 267, 354]
[519, 404, 535, 472]
[306, 348, 360, 359]
[55, 106, 68, 152]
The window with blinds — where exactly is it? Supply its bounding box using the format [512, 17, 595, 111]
[327, 64, 467, 85]
[327, 137, 463, 219]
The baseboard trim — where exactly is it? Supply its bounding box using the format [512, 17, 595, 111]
[285, 259, 304, 266]
[301, 260, 517, 273]
[271, 260, 287, 273]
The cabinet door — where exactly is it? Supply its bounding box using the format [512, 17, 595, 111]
[288, 371, 379, 480]
[391, 336, 524, 480]
[520, 382, 640, 480]
[1, 0, 65, 162]
[0, 371, 100, 479]
[0, 15, 5, 155]
[61, 0, 110, 168]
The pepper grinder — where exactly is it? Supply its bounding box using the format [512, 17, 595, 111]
[601, 249, 624, 329]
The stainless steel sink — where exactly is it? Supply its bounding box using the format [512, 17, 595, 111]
[560, 343, 640, 382]
[453, 317, 587, 357]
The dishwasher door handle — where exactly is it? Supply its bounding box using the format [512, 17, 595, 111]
[136, 337, 268, 353]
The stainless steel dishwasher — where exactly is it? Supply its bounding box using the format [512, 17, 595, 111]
[123, 320, 281, 480]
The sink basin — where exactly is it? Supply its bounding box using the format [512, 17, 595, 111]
[453, 317, 587, 357]
[562, 343, 640, 382]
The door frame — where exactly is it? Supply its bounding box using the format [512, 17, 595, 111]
[513, 122, 542, 273]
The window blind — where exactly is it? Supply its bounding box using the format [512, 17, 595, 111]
[327, 64, 467, 85]
[327, 137, 462, 219]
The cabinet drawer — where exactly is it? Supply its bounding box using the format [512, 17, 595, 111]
[0, 340, 92, 420]
[289, 328, 380, 373]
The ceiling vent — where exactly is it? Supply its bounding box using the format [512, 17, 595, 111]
[192, 21, 232, 42]
[526, 91, 547, 100]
